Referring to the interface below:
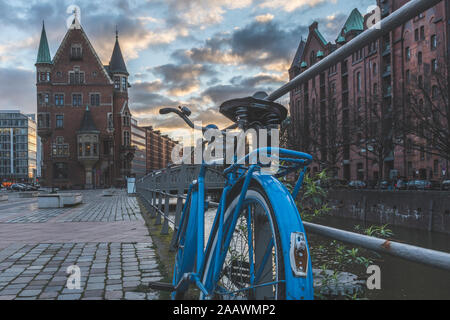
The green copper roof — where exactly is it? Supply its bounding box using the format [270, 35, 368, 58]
[342, 9, 364, 34]
[336, 35, 346, 44]
[36, 22, 52, 64]
[317, 50, 324, 58]
[314, 29, 328, 46]
[300, 61, 308, 68]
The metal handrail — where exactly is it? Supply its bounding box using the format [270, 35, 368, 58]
[266, 0, 442, 101]
[303, 222, 450, 271]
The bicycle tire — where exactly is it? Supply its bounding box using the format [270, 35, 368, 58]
[202, 182, 286, 300]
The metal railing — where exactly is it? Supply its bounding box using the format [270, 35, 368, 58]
[136, 0, 450, 272]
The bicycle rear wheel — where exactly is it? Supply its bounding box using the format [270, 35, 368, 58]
[202, 184, 285, 300]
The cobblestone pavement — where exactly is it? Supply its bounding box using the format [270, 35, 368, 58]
[0, 190, 161, 300]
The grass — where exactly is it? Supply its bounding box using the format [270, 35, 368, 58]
[137, 198, 201, 300]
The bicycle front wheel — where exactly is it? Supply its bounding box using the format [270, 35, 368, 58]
[202, 184, 285, 300]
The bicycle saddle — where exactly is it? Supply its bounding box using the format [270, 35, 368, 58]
[219, 92, 287, 130]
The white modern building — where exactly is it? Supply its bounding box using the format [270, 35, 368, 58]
[0, 110, 40, 182]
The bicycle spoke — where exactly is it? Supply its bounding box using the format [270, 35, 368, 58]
[214, 199, 279, 300]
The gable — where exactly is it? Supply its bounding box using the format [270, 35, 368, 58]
[301, 29, 328, 65]
[52, 27, 113, 85]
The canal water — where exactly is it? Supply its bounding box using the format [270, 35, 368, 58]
[167, 202, 450, 300]
[308, 215, 450, 300]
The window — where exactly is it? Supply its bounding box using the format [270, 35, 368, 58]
[373, 63, 377, 76]
[418, 75, 423, 88]
[70, 44, 82, 60]
[123, 113, 130, 127]
[406, 70, 410, 84]
[415, 28, 419, 41]
[43, 93, 49, 104]
[55, 94, 64, 106]
[420, 26, 425, 40]
[53, 162, 68, 179]
[431, 35, 437, 50]
[52, 137, 69, 158]
[107, 113, 114, 130]
[373, 83, 378, 94]
[123, 131, 130, 146]
[310, 51, 316, 65]
[122, 77, 127, 91]
[405, 47, 411, 61]
[56, 115, 64, 128]
[432, 59, 438, 73]
[85, 142, 91, 156]
[90, 94, 100, 106]
[356, 72, 362, 92]
[72, 94, 82, 106]
[418, 51, 422, 65]
[434, 160, 439, 176]
[114, 77, 120, 90]
[69, 70, 85, 84]
[432, 85, 439, 99]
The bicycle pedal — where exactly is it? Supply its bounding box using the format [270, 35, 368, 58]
[148, 281, 176, 292]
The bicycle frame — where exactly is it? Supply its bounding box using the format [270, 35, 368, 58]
[172, 147, 314, 300]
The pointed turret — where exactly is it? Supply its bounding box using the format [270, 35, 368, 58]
[109, 30, 128, 76]
[36, 22, 52, 65]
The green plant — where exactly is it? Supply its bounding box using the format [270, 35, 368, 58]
[364, 224, 394, 238]
[295, 170, 331, 220]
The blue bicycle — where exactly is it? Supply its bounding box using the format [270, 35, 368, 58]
[153, 93, 314, 300]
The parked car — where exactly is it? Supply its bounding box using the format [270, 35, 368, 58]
[395, 179, 408, 190]
[442, 180, 450, 191]
[408, 180, 432, 190]
[24, 184, 39, 191]
[348, 180, 366, 189]
[376, 180, 390, 190]
[10, 183, 27, 191]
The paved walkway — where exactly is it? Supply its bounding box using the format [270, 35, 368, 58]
[0, 190, 161, 300]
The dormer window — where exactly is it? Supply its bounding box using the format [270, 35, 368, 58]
[71, 44, 82, 60]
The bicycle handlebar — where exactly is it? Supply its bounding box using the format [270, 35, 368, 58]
[159, 107, 238, 133]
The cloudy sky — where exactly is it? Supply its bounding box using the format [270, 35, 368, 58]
[0, 0, 373, 138]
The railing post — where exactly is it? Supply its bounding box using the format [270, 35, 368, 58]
[170, 165, 187, 251]
[155, 175, 163, 225]
[161, 168, 171, 235]
[149, 189, 156, 218]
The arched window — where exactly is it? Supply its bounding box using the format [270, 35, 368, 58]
[356, 72, 362, 92]
[123, 131, 130, 146]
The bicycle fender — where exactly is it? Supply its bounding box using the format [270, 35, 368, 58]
[251, 173, 314, 300]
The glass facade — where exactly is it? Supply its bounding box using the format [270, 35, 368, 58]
[0, 111, 38, 181]
[131, 118, 146, 178]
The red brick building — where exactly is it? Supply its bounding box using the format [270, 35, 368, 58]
[36, 18, 135, 189]
[144, 126, 177, 172]
[289, 0, 450, 183]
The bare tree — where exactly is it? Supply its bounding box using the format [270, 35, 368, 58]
[400, 60, 450, 166]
